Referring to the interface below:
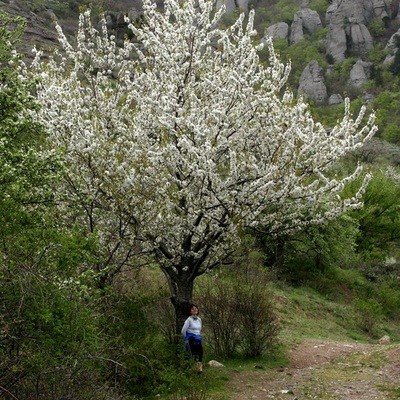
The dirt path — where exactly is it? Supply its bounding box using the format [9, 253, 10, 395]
[224, 340, 400, 399]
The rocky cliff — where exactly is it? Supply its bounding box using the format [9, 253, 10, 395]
[262, 0, 400, 106]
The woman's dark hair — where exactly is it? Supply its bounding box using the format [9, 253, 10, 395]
[188, 303, 200, 316]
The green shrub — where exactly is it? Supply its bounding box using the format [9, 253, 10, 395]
[369, 19, 385, 37]
[0, 269, 114, 400]
[198, 278, 242, 358]
[198, 268, 280, 359]
[310, 0, 329, 16]
[264, 214, 360, 286]
[354, 297, 383, 334]
[375, 275, 400, 319]
[382, 122, 400, 144]
[367, 45, 390, 64]
[350, 169, 400, 263]
[236, 284, 280, 358]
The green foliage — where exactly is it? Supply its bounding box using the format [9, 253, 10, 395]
[103, 293, 163, 397]
[0, 12, 121, 399]
[316, 266, 375, 302]
[0, 268, 113, 399]
[261, 214, 360, 285]
[310, 103, 347, 126]
[367, 45, 390, 64]
[372, 90, 400, 143]
[253, 0, 296, 30]
[309, 0, 329, 15]
[375, 277, 400, 319]
[287, 39, 327, 79]
[381, 122, 400, 143]
[354, 297, 383, 333]
[368, 19, 385, 37]
[350, 169, 400, 263]
[325, 57, 357, 96]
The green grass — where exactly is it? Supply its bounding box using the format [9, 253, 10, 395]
[274, 285, 364, 344]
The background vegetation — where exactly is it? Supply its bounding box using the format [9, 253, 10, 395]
[1, 0, 400, 399]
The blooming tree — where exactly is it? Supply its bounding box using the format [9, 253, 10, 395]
[31, 0, 377, 330]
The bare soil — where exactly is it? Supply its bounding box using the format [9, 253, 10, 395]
[224, 340, 400, 399]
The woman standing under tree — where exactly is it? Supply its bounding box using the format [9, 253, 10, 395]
[181, 304, 203, 372]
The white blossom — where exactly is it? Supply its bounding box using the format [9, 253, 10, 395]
[30, 0, 376, 294]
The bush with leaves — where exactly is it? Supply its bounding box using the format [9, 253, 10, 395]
[354, 297, 383, 334]
[260, 214, 360, 286]
[349, 168, 400, 272]
[197, 277, 242, 359]
[0, 11, 126, 400]
[372, 90, 400, 144]
[235, 281, 280, 358]
[198, 265, 280, 359]
[0, 265, 124, 400]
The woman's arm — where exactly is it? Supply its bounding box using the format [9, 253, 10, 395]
[181, 318, 190, 337]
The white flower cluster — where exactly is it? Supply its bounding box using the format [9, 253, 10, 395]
[30, 0, 377, 279]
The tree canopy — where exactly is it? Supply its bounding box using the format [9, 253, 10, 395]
[30, 0, 377, 329]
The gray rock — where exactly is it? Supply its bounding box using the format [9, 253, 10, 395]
[290, 13, 304, 44]
[386, 27, 400, 51]
[362, 92, 375, 104]
[208, 360, 225, 367]
[325, 2, 338, 24]
[326, 0, 398, 26]
[127, 9, 144, 22]
[384, 54, 396, 64]
[378, 335, 391, 344]
[290, 5, 322, 44]
[348, 59, 372, 88]
[328, 94, 344, 105]
[298, 7, 322, 34]
[326, 2, 377, 61]
[373, 0, 390, 21]
[298, 60, 328, 105]
[325, 0, 366, 25]
[266, 22, 290, 43]
[236, 0, 249, 12]
[374, 0, 399, 21]
[384, 28, 400, 63]
[326, 11, 347, 62]
[349, 21, 373, 54]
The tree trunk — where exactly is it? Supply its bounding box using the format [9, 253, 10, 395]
[166, 274, 195, 337]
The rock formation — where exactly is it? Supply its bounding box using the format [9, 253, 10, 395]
[290, 1, 322, 44]
[298, 60, 328, 105]
[349, 18, 374, 55]
[348, 59, 372, 88]
[326, 11, 347, 63]
[265, 22, 290, 43]
[328, 93, 344, 105]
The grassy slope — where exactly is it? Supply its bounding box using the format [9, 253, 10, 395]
[202, 282, 400, 399]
